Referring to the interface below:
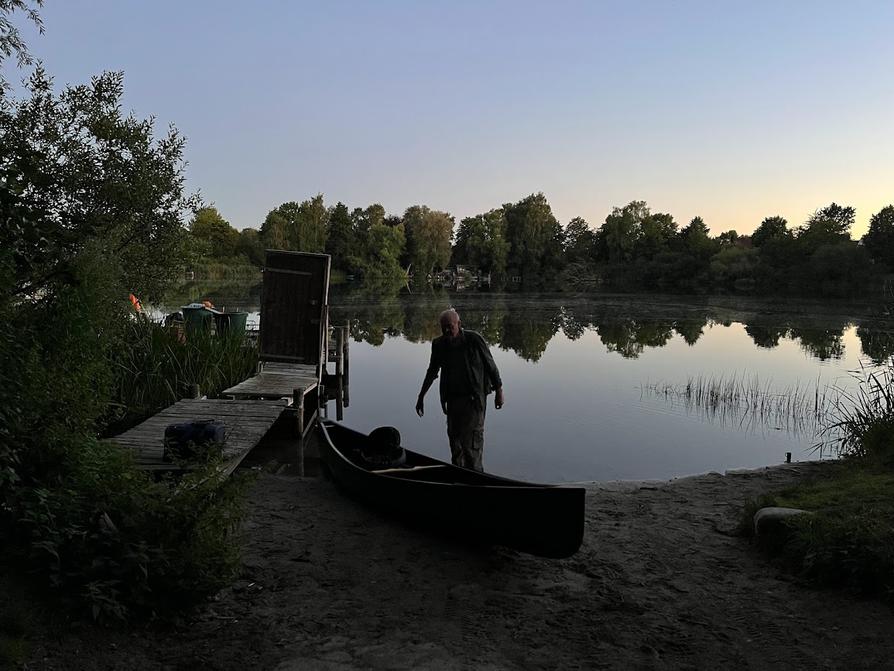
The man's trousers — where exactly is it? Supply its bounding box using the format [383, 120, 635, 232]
[446, 396, 486, 471]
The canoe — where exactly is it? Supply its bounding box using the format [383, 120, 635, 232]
[318, 420, 585, 558]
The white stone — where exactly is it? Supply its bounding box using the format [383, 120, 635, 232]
[753, 506, 811, 536]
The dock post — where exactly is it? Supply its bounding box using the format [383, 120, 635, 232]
[335, 327, 345, 421]
[294, 386, 306, 476]
[342, 325, 350, 408]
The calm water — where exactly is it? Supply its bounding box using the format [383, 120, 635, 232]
[163, 287, 894, 483]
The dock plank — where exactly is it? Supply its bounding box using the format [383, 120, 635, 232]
[222, 366, 320, 399]
[107, 398, 287, 471]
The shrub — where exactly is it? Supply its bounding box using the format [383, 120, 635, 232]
[1, 65, 254, 623]
[0, 284, 255, 620]
[9, 437, 252, 620]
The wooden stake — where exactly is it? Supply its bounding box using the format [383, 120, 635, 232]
[294, 386, 306, 476]
[335, 327, 345, 421]
[342, 325, 350, 408]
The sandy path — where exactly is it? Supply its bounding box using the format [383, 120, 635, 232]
[28, 462, 894, 670]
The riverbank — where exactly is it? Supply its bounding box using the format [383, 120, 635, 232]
[24, 461, 894, 670]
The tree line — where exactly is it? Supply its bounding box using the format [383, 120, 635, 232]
[191, 195, 894, 295]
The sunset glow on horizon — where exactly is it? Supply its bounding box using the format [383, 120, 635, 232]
[13, 1, 893, 238]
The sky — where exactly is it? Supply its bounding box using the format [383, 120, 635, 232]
[9, 1, 894, 237]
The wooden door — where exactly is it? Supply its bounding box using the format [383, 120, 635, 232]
[259, 251, 331, 369]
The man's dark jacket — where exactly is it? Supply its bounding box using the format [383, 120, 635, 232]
[423, 329, 502, 410]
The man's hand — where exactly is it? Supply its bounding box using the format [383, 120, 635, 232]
[495, 388, 505, 410]
[415, 396, 424, 417]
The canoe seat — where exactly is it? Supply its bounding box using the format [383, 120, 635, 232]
[370, 464, 447, 475]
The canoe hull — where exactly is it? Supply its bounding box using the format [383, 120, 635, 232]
[318, 420, 585, 558]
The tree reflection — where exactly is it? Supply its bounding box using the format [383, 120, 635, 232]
[857, 326, 894, 365]
[595, 318, 674, 359]
[497, 307, 561, 362]
[401, 298, 445, 343]
[343, 297, 405, 346]
[597, 320, 644, 358]
[456, 301, 508, 346]
[744, 324, 790, 349]
[560, 306, 588, 341]
[636, 320, 675, 348]
[673, 319, 707, 345]
[328, 293, 886, 368]
[790, 327, 845, 361]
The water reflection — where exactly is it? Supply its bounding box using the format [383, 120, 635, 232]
[329, 292, 892, 365]
[645, 385, 822, 441]
[745, 325, 787, 349]
[161, 283, 894, 480]
[790, 328, 845, 361]
[163, 281, 894, 365]
[857, 326, 894, 365]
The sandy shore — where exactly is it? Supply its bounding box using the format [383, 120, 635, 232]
[27, 461, 894, 670]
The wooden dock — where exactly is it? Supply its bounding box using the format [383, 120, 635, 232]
[110, 252, 350, 476]
[221, 361, 322, 476]
[109, 398, 287, 474]
[222, 361, 320, 399]
[219, 251, 333, 475]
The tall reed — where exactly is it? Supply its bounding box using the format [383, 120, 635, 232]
[102, 317, 258, 435]
[643, 373, 835, 436]
[817, 362, 894, 464]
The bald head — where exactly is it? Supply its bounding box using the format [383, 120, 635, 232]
[439, 308, 459, 324]
[439, 308, 461, 340]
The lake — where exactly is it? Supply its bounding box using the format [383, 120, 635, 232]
[163, 286, 894, 483]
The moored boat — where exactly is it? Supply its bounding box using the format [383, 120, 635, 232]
[318, 420, 585, 558]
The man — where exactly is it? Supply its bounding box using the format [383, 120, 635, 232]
[415, 308, 504, 471]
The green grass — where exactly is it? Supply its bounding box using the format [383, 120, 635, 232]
[743, 466, 894, 600]
[769, 467, 894, 511]
[742, 362, 894, 602]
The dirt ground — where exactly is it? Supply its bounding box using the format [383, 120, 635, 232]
[24, 460, 894, 671]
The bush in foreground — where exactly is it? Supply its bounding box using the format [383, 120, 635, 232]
[0, 287, 254, 620]
[0, 69, 254, 621]
[6, 435, 251, 621]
